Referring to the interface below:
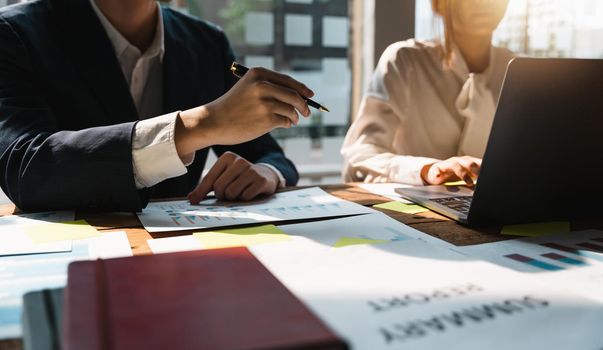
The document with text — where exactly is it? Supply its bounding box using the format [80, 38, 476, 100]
[455, 229, 603, 303]
[138, 187, 375, 233]
[252, 239, 603, 349]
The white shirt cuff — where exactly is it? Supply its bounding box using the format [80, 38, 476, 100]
[257, 163, 286, 188]
[132, 111, 195, 189]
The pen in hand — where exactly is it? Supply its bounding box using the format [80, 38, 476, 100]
[230, 61, 330, 113]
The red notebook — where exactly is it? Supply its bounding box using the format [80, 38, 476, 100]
[62, 247, 346, 350]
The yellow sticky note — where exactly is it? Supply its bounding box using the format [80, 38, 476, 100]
[501, 221, 571, 237]
[333, 237, 388, 248]
[24, 220, 101, 243]
[373, 201, 429, 214]
[444, 180, 467, 186]
[193, 224, 291, 249]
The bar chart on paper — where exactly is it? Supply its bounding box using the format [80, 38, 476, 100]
[137, 187, 374, 232]
[457, 230, 603, 303]
[502, 237, 603, 272]
[504, 254, 564, 271]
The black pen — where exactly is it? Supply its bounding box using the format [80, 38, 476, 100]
[230, 61, 330, 113]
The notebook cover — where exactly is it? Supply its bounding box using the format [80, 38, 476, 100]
[62, 247, 347, 350]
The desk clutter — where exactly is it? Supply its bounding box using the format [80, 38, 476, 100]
[2, 187, 603, 349]
[0, 212, 132, 341]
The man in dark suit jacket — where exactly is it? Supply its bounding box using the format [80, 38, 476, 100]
[0, 0, 314, 212]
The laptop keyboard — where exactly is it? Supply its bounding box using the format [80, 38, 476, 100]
[431, 196, 473, 215]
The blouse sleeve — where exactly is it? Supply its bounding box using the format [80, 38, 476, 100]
[341, 43, 439, 185]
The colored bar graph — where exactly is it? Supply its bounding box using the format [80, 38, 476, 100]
[576, 242, 603, 253]
[541, 252, 588, 266]
[171, 217, 182, 226]
[504, 254, 564, 271]
[540, 243, 603, 263]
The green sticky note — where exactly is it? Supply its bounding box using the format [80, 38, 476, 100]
[373, 201, 429, 214]
[193, 224, 291, 249]
[24, 220, 101, 243]
[501, 221, 571, 237]
[333, 237, 389, 248]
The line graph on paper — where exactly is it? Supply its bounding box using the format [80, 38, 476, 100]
[138, 187, 374, 232]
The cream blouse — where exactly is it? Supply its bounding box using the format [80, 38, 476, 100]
[342, 39, 514, 185]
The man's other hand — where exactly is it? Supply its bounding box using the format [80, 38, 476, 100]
[187, 152, 279, 203]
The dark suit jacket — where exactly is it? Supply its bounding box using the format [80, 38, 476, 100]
[0, 0, 298, 212]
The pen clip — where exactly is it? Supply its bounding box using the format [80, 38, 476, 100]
[230, 62, 243, 78]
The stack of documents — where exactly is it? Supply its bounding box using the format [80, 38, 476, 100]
[0, 211, 132, 339]
[147, 212, 451, 254]
[145, 199, 603, 349]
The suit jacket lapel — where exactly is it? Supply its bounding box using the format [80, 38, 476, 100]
[162, 8, 202, 114]
[56, 0, 138, 125]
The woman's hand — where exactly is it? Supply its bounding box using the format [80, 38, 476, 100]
[421, 156, 482, 186]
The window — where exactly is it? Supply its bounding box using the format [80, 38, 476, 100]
[415, 0, 603, 58]
[176, 0, 351, 185]
[0, 0, 20, 8]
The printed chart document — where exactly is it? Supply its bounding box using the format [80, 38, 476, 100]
[278, 212, 453, 248]
[0, 211, 75, 256]
[456, 229, 603, 303]
[0, 232, 132, 339]
[146, 212, 451, 254]
[138, 187, 375, 233]
[251, 239, 603, 349]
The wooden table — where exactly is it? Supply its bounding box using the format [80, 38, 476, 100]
[1, 183, 602, 349]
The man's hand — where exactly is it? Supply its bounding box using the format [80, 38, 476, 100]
[421, 156, 482, 186]
[175, 68, 313, 159]
[187, 152, 279, 204]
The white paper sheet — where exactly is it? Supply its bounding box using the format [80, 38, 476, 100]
[145, 212, 450, 254]
[455, 229, 603, 303]
[87, 231, 133, 259]
[278, 212, 453, 248]
[356, 183, 413, 203]
[0, 231, 132, 339]
[137, 187, 375, 233]
[147, 235, 203, 254]
[251, 239, 603, 349]
[0, 211, 75, 256]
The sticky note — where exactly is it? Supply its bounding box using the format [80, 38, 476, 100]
[373, 201, 429, 214]
[24, 220, 101, 243]
[501, 221, 571, 237]
[444, 180, 479, 186]
[333, 237, 388, 248]
[444, 180, 467, 186]
[193, 224, 291, 249]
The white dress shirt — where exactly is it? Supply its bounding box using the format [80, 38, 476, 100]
[89, 0, 285, 189]
[341, 39, 514, 185]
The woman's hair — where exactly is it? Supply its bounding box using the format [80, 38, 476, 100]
[431, 0, 454, 66]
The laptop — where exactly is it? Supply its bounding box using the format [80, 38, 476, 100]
[396, 58, 603, 226]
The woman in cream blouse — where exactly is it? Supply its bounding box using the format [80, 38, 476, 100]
[342, 0, 514, 186]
